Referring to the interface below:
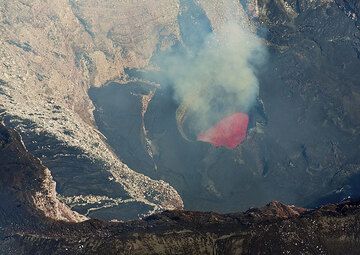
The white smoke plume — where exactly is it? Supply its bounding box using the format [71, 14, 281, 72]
[159, 3, 267, 136]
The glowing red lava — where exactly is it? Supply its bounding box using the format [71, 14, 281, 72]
[197, 112, 249, 149]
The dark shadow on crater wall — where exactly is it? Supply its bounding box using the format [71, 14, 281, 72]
[89, 82, 156, 177]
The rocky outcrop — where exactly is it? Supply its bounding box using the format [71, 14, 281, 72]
[0, 122, 85, 226]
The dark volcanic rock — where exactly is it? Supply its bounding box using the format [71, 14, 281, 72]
[89, 0, 360, 213]
[0, 123, 84, 229]
[254, 0, 360, 206]
[1, 124, 360, 254]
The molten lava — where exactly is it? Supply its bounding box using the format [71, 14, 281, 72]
[197, 112, 249, 149]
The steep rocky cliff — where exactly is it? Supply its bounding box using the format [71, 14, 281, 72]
[0, 122, 84, 226]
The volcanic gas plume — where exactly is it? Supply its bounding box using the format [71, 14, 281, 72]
[159, 11, 266, 148]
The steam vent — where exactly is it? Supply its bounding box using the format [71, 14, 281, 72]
[1, 0, 360, 254]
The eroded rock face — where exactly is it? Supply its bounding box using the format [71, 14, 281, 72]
[0, 123, 85, 226]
